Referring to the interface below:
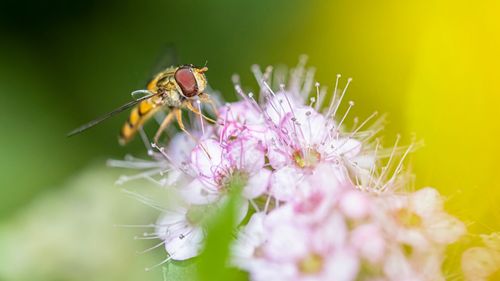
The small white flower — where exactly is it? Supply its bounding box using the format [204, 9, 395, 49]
[462, 232, 500, 281]
[382, 187, 465, 249]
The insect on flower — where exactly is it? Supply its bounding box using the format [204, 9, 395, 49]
[67, 64, 218, 145]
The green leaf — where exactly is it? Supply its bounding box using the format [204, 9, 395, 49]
[197, 176, 248, 281]
[163, 259, 199, 281]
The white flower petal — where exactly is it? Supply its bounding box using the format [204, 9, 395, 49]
[265, 93, 297, 125]
[289, 107, 327, 146]
[383, 249, 415, 280]
[426, 213, 466, 244]
[220, 100, 262, 124]
[351, 154, 375, 170]
[270, 167, 301, 202]
[395, 228, 431, 250]
[462, 247, 500, 281]
[155, 208, 188, 240]
[243, 169, 271, 199]
[267, 146, 289, 169]
[168, 133, 196, 163]
[165, 226, 204, 260]
[264, 222, 309, 262]
[180, 179, 220, 205]
[232, 213, 268, 269]
[325, 138, 362, 159]
[411, 187, 443, 217]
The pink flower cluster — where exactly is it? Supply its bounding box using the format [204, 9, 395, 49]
[233, 185, 464, 281]
[112, 58, 466, 280]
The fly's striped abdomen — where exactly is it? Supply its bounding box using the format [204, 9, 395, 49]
[119, 99, 160, 145]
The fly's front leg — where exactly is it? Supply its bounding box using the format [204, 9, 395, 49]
[154, 110, 175, 144]
[198, 93, 219, 116]
[183, 100, 216, 123]
[175, 109, 212, 159]
[174, 109, 197, 142]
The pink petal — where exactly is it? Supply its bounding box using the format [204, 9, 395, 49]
[312, 212, 347, 252]
[227, 139, 265, 173]
[351, 224, 385, 264]
[324, 248, 359, 281]
[339, 190, 370, 219]
[307, 163, 347, 195]
[191, 139, 224, 178]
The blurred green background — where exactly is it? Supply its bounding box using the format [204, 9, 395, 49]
[0, 0, 499, 280]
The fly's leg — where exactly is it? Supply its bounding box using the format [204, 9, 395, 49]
[174, 109, 212, 159]
[198, 93, 219, 116]
[183, 100, 217, 123]
[174, 109, 197, 142]
[153, 110, 175, 144]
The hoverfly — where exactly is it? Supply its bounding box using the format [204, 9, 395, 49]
[67, 64, 217, 145]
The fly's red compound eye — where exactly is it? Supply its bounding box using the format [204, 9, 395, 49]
[175, 67, 198, 97]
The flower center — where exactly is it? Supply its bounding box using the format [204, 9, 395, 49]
[394, 208, 422, 228]
[298, 253, 324, 275]
[252, 245, 265, 258]
[292, 149, 321, 169]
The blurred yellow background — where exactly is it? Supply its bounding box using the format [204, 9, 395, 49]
[0, 0, 499, 280]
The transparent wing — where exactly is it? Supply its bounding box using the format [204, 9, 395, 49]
[142, 44, 179, 87]
[150, 44, 179, 75]
[67, 93, 157, 137]
[130, 89, 153, 100]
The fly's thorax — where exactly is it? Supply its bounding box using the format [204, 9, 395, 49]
[163, 89, 183, 108]
[155, 74, 177, 91]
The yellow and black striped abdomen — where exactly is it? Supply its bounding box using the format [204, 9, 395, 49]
[119, 99, 161, 145]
